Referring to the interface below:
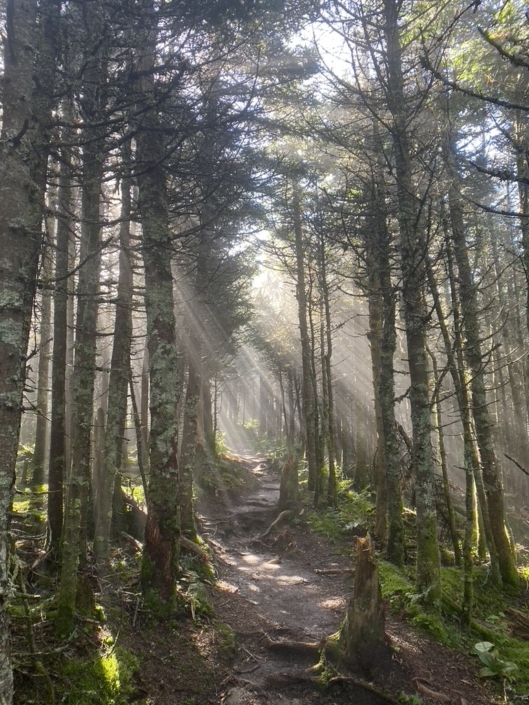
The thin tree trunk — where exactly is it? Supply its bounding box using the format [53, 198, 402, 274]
[56, 10, 106, 633]
[48, 155, 72, 552]
[32, 242, 53, 487]
[292, 184, 319, 499]
[0, 1, 42, 697]
[429, 350, 462, 566]
[383, 0, 440, 602]
[94, 154, 133, 565]
[446, 148, 518, 587]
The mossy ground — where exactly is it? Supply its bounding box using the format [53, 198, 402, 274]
[305, 481, 529, 700]
[10, 451, 257, 704]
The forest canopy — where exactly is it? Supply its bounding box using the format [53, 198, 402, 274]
[1, 0, 529, 702]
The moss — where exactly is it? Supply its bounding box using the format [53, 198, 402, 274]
[378, 560, 414, 599]
[305, 486, 375, 546]
[215, 622, 238, 660]
[57, 647, 138, 704]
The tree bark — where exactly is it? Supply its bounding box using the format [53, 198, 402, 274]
[136, 8, 181, 606]
[0, 0, 52, 697]
[383, 0, 441, 603]
[56, 6, 106, 633]
[47, 155, 72, 552]
[446, 147, 518, 587]
[94, 153, 133, 565]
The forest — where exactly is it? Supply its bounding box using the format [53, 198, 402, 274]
[2, 0, 529, 703]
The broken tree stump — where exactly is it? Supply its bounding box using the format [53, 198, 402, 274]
[326, 534, 389, 675]
[279, 454, 299, 509]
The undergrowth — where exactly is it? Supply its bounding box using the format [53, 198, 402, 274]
[305, 481, 529, 700]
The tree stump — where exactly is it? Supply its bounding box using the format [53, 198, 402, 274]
[279, 453, 298, 509]
[328, 534, 389, 675]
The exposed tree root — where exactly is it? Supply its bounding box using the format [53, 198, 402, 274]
[314, 568, 354, 575]
[265, 637, 321, 656]
[258, 510, 294, 540]
[327, 675, 402, 704]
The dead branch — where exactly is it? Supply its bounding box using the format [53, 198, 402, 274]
[265, 637, 320, 655]
[504, 452, 529, 477]
[258, 510, 294, 540]
[327, 676, 402, 704]
[314, 568, 354, 575]
[179, 535, 210, 562]
[120, 531, 143, 551]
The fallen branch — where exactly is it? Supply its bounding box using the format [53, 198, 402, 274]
[314, 568, 354, 575]
[234, 663, 260, 674]
[179, 536, 210, 562]
[327, 676, 402, 704]
[120, 531, 143, 551]
[412, 678, 450, 703]
[265, 637, 320, 655]
[258, 510, 293, 540]
[504, 452, 529, 477]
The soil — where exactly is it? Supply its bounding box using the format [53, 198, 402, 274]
[122, 456, 499, 705]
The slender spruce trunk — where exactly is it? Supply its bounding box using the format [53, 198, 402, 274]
[292, 184, 319, 498]
[444, 228, 501, 586]
[32, 239, 53, 488]
[136, 8, 181, 605]
[383, 0, 441, 602]
[319, 230, 338, 508]
[94, 153, 133, 565]
[429, 350, 462, 566]
[47, 154, 72, 552]
[446, 147, 518, 587]
[56, 8, 106, 633]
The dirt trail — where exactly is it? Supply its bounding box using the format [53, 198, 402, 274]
[201, 457, 495, 705]
[201, 459, 398, 705]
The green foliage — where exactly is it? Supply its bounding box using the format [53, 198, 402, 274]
[179, 570, 214, 620]
[472, 641, 518, 681]
[398, 695, 422, 705]
[198, 451, 259, 495]
[306, 486, 374, 545]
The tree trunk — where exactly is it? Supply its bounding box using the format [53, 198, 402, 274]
[31, 242, 53, 488]
[333, 535, 388, 675]
[446, 147, 518, 587]
[292, 184, 319, 500]
[94, 154, 133, 566]
[0, 0, 52, 697]
[56, 8, 106, 633]
[136, 9, 181, 607]
[383, 0, 441, 603]
[48, 154, 72, 552]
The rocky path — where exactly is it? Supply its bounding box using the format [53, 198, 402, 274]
[199, 457, 495, 705]
[200, 459, 396, 705]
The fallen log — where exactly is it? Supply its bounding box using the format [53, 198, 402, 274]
[265, 637, 320, 656]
